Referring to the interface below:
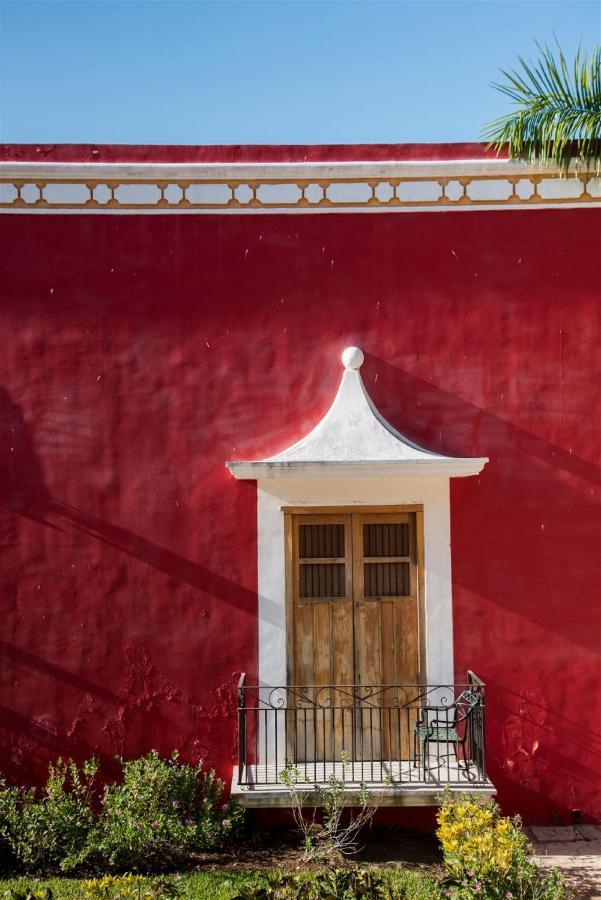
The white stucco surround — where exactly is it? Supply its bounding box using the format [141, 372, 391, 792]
[257, 476, 453, 689]
[228, 346, 487, 706]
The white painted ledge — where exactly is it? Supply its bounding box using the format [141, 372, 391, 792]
[227, 458, 488, 479]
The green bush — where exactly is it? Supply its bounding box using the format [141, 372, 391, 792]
[0, 760, 98, 873]
[0, 752, 244, 876]
[79, 751, 244, 872]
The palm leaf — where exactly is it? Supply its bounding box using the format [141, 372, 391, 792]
[482, 41, 601, 174]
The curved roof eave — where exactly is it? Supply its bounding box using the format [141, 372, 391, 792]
[227, 347, 488, 480]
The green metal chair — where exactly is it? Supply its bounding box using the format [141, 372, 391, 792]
[413, 689, 481, 781]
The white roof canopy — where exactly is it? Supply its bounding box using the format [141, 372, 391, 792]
[226, 347, 488, 480]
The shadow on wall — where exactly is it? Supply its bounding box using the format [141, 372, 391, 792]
[366, 355, 600, 485]
[365, 355, 601, 654]
[0, 387, 256, 608]
[0, 387, 250, 780]
[362, 357, 601, 821]
[487, 678, 601, 823]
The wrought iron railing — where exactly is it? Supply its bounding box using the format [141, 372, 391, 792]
[237, 671, 487, 787]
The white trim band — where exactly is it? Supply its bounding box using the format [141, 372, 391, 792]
[1, 160, 599, 213]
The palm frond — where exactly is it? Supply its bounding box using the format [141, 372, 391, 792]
[482, 40, 601, 174]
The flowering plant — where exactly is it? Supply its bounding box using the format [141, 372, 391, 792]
[437, 793, 567, 899]
[0, 759, 98, 873]
[81, 873, 183, 898]
[79, 751, 244, 872]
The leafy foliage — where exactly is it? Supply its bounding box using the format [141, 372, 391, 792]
[231, 866, 430, 899]
[78, 751, 244, 872]
[482, 41, 601, 173]
[0, 752, 244, 876]
[0, 780, 20, 875]
[0, 870, 447, 900]
[279, 756, 377, 863]
[0, 760, 98, 873]
[0, 889, 54, 900]
[436, 792, 568, 899]
[80, 874, 183, 898]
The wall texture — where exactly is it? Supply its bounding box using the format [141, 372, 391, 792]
[0, 192, 599, 821]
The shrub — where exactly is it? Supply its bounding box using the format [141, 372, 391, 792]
[0, 759, 98, 873]
[0, 751, 245, 876]
[79, 751, 244, 872]
[436, 793, 568, 899]
[279, 756, 378, 863]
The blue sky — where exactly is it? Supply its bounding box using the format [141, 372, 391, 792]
[1, 0, 599, 144]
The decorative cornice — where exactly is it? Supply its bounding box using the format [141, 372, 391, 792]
[1, 160, 599, 213]
[227, 347, 488, 480]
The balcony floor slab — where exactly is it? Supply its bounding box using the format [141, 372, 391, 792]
[231, 760, 495, 808]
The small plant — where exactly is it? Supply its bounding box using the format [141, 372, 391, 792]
[0, 889, 54, 900]
[0, 759, 98, 873]
[81, 874, 183, 898]
[437, 791, 569, 899]
[279, 756, 378, 863]
[79, 750, 244, 872]
[232, 867, 405, 899]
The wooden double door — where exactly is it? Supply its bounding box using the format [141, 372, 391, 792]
[285, 508, 423, 763]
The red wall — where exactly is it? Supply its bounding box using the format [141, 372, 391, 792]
[1, 206, 599, 823]
[0, 141, 503, 163]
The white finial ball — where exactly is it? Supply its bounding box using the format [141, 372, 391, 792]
[341, 346, 364, 370]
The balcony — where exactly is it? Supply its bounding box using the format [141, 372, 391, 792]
[231, 672, 495, 807]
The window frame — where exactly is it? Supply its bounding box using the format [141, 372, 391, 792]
[292, 513, 353, 603]
[352, 512, 417, 602]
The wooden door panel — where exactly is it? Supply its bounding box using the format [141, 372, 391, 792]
[293, 602, 315, 685]
[313, 603, 332, 761]
[332, 602, 354, 757]
[292, 602, 316, 762]
[396, 600, 420, 758]
[394, 600, 419, 684]
[288, 509, 421, 765]
[352, 513, 419, 761]
[380, 599, 397, 760]
[289, 514, 352, 762]
[353, 600, 383, 759]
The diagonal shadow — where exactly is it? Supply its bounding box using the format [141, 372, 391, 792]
[361, 356, 601, 654]
[0, 705, 97, 761]
[0, 384, 264, 780]
[0, 640, 118, 704]
[0, 386, 279, 622]
[364, 354, 600, 486]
